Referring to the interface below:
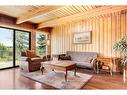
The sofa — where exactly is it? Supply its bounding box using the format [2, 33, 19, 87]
[59, 51, 97, 71]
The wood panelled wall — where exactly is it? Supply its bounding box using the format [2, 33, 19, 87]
[51, 11, 127, 57]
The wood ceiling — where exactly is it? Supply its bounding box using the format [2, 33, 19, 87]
[0, 5, 127, 29]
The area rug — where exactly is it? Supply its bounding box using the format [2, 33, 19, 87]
[21, 70, 93, 89]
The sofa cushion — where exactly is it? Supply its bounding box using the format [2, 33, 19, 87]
[66, 51, 97, 68]
[74, 61, 92, 68]
[67, 51, 97, 62]
[26, 50, 36, 58]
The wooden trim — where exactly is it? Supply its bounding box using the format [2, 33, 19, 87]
[38, 6, 127, 29]
[16, 6, 63, 24]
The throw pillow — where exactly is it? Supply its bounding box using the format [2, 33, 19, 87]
[26, 50, 36, 58]
[59, 54, 71, 60]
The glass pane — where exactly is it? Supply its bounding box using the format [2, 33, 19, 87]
[15, 30, 30, 66]
[36, 33, 46, 56]
[0, 28, 13, 69]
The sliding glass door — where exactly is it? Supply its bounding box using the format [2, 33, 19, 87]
[15, 30, 31, 66]
[0, 28, 13, 69]
[0, 27, 31, 69]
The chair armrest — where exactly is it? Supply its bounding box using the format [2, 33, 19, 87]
[91, 58, 97, 73]
[21, 57, 35, 62]
[91, 58, 97, 64]
[121, 59, 127, 68]
[26, 57, 33, 62]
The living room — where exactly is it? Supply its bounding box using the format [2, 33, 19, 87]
[0, 0, 127, 94]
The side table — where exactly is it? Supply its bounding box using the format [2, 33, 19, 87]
[96, 57, 114, 76]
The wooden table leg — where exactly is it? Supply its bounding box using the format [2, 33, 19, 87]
[96, 61, 99, 73]
[65, 70, 67, 82]
[110, 68, 113, 76]
[40, 66, 44, 74]
[74, 67, 76, 76]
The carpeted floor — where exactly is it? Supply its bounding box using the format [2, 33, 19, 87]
[21, 70, 93, 89]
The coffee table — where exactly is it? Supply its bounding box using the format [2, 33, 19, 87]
[40, 60, 77, 81]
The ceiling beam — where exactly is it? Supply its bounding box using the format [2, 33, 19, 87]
[37, 6, 127, 29]
[16, 6, 62, 24]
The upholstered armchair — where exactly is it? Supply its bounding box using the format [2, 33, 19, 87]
[19, 51, 44, 72]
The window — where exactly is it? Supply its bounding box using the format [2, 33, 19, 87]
[36, 32, 46, 56]
[0, 27, 31, 69]
[15, 30, 31, 66]
[0, 28, 13, 69]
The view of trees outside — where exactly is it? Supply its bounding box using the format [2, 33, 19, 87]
[15, 30, 30, 65]
[16, 31, 29, 52]
[0, 42, 13, 62]
[36, 33, 46, 56]
[0, 27, 30, 68]
[0, 28, 13, 68]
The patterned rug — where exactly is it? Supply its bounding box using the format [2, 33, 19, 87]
[21, 70, 93, 89]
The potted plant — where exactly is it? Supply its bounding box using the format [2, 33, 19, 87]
[113, 35, 127, 74]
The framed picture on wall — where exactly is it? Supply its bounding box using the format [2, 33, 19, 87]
[73, 31, 92, 44]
